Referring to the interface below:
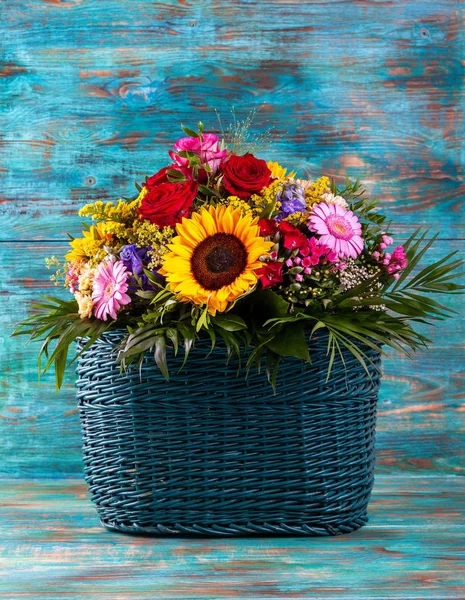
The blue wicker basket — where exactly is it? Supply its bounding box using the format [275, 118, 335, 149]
[76, 330, 382, 536]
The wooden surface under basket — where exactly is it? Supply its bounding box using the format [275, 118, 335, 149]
[76, 331, 382, 536]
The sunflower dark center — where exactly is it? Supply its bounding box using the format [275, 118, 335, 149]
[206, 247, 235, 273]
[191, 233, 248, 290]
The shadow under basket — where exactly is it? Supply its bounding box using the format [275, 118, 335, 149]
[76, 331, 382, 537]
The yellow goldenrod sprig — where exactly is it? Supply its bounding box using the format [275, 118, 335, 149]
[305, 176, 331, 209]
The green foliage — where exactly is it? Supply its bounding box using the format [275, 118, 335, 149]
[12, 297, 112, 391]
[14, 226, 464, 390]
[13, 137, 465, 398]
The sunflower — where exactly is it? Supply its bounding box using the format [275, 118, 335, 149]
[159, 205, 273, 314]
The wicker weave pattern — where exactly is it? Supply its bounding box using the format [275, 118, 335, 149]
[77, 331, 381, 536]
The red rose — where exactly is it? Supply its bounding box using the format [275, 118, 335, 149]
[258, 261, 283, 289]
[259, 218, 279, 237]
[222, 153, 272, 199]
[139, 181, 198, 228]
[278, 222, 308, 251]
[144, 166, 171, 188]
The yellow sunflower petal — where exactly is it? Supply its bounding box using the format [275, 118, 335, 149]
[199, 208, 217, 237]
[166, 242, 192, 258]
[161, 256, 192, 273]
[176, 219, 207, 246]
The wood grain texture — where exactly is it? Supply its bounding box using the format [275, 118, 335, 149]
[1, 476, 465, 599]
[1, 2, 464, 596]
[1, 0, 464, 239]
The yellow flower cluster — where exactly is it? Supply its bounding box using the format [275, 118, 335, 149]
[249, 180, 283, 216]
[65, 225, 111, 264]
[305, 176, 331, 209]
[78, 188, 147, 246]
[79, 189, 145, 224]
[131, 220, 175, 268]
[45, 256, 67, 287]
[284, 212, 308, 226]
[45, 256, 60, 269]
[267, 161, 296, 180]
[225, 196, 253, 216]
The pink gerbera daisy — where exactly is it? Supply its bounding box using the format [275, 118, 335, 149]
[308, 203, 364, 259]
[92, 260, 131, 321]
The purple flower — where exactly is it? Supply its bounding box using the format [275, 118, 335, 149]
[276, 182, 306, 220]
[120, 245, 149, 277]
[120, 245, 163, 291]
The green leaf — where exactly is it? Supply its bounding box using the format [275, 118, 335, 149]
[181, 124, 199, 138]
[176, 323, 195, 369]
[204, 327, 216, 355]
[167, 169, 187, 183]
[265, 322, 310, 362]
[252, 289, 290, 319]
[258, 198, 277, 220]
[136, 290, 157, 300]
[265, 349, 281, 392]
[216, 328, 242, 368]
[196, 305, 210, 332]
[198, 184, 220, 198]
[153, 335, 169, 380]
[165, 327, 179, 355]
[213, 314, 247, 332]
[54, 346, 68, 392]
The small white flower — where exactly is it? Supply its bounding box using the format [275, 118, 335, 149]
[339, 259, 385, 311]
[295, 178, 314, 191]
[321, 192, 348, 209]
[75, 291, 93, 319]
[77, 264, 95, 296]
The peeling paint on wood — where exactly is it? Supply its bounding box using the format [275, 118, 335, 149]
[0, 1, 464, 595]
[0, 0, 464, 239]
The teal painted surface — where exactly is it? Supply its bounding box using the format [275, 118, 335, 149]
[1, 1, 464, 596]
[0, 0, 463, 471]
[0, 0, 464, 475]
[1, 0, 464, 240]
[1, 477, 465, 598]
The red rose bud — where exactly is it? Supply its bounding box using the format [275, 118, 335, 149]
[259, 218, 279, 237]
[139, 181, 198, 228]
[283, 232, 308, 251]
[278, 221, 299, 235]
[222, 153, 272, 200]
[278, 222, 309, 251]
[258, 261, 283, 289]
[144, 166, 171, 188]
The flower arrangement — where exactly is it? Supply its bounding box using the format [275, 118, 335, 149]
[15, 120, 464, 389]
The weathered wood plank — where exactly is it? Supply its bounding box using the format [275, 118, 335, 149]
[1, 0, 463, 239]
[1, 477, 464, 599]
[1, 1, 464, 596]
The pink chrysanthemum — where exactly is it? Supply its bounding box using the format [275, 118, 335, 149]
[92, 260, 131, 321]
[308, 203, 364, 259]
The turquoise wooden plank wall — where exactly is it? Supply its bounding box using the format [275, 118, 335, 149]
[0, 0, 463, 478]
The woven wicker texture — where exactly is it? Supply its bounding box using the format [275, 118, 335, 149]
[76, 331, 382, 536]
